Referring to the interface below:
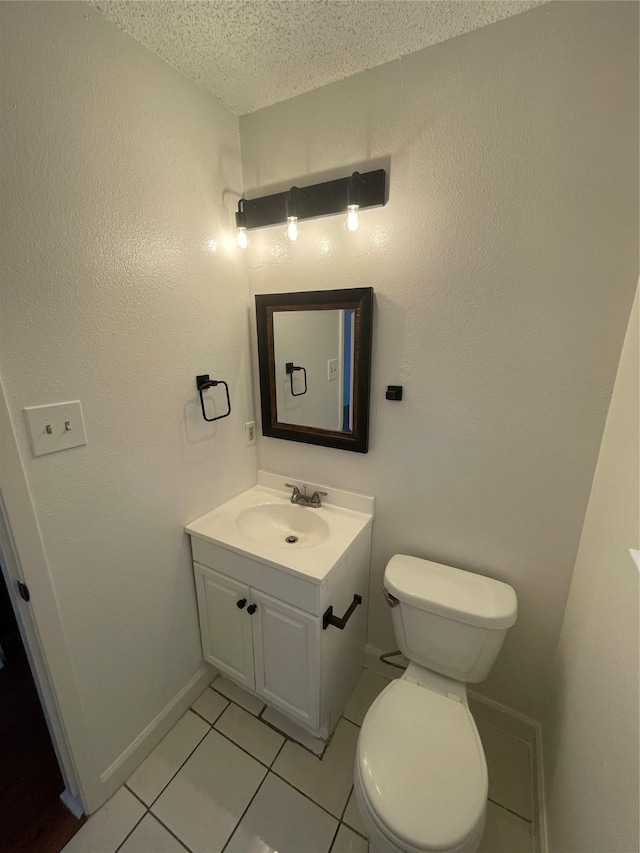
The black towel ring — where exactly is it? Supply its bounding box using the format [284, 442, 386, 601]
[196, 374, 231, 422]
[285, 362, 308, 397]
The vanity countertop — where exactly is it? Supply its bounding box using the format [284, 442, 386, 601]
[185, 478, 374, 583]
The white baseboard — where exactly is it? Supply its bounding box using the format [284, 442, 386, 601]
[466, 690, 539, 743]
[99, 664, 214, 800]
[60, 788, 84, 819]
[535, 726, 549, 853]
[466, 692, 547, 853]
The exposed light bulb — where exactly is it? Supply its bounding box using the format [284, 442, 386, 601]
[285, 217, 300, 242]
[345, 204, 360, 233]
[346, 171, 364, 233]
[236, 227, 249, 249]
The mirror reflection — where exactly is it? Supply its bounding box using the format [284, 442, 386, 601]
[273, 308, 355, 432]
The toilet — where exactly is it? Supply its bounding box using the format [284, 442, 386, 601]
[354, 555, 518, 853]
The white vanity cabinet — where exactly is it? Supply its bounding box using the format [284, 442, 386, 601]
[187, 478, 374, 742]
[194, 563, 320, 729]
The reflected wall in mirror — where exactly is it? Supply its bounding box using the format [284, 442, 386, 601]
[273, 308, 354, 431]
[256, 288, 373, 453]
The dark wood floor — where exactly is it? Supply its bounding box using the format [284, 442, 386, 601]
[0, 630, 86, 853]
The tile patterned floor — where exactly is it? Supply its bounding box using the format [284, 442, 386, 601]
[63, 670, 539, 853]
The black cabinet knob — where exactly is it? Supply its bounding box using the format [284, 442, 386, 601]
[247, 604, 257, 615]
[237, 598, 247, 609]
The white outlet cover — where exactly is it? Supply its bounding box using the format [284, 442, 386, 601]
[245, 421, 256, 446]
[328, 358, 338, 381]
[24, 400, 88, 457]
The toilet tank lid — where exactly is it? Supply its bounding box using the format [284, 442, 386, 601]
[385, 555, 517, 629]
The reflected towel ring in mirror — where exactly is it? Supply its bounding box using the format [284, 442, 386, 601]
[196, 374, 231, 423]
[285, 362, 308, 397]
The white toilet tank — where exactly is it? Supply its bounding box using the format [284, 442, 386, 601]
[384, 555, 517, 683]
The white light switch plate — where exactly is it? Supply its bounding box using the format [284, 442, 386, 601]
[24, 400, 87, 457]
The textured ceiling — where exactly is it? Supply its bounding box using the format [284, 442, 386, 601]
[91, 1, 546, 115]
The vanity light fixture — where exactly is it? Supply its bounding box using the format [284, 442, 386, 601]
[236, 168, 386, 245]
[235, 198, 256, 249]
[345, 172, 366, 233]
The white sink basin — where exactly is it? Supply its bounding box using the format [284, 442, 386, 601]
[185, 477, 374, 582]
[237, 503, 330, 549]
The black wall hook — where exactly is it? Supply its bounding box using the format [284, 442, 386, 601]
[285, 362, 307, 397]
[196, 374, 231, 422]
[385, 385, 403, 401]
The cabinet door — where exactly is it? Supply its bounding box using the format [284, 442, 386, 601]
[251, 590, 319, 730]
[194, 564, 254, 689]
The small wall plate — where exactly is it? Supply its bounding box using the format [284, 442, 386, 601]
[24, 401, 87, 457]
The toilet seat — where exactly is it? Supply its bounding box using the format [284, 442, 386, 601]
[356, 680, 488, 852]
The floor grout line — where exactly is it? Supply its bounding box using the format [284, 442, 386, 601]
[270, 736, 288, 767]
[191, 693, 351, 834]
[218, 767, 270, 853]
[115, 790, 193, 853]
[119, 686, 363, 850]
[123, 783, 149, 810]
[112, 808, 148, 853]
[189, 707, 216, 727]
[268, 766, 348, 822]
[85, 670, 542, 853]
[210, 679, 266, 718]
[212, 676, 330, 759]
[259, 708, 330, 758]
[327, 820, 342, 853]
[123, 685, 337, 853]
[145, 810, 195, 853]
[339, 784, 367, 841]
[139, 718, 213, 811]
[488, 796, 534, 824]
[340, 818, 368, 841]
[339, 785, 353, 821]
[190, 694, 230, 728]
[212, 723, 281, 770]
[253, 709, 325, 756]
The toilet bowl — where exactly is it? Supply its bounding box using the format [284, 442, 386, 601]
[354, 555, 517, 853]
[354, 674, 487, 853]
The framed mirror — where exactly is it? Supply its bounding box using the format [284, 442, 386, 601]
[255, 288, 373, 453]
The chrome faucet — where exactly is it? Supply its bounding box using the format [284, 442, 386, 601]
[285, 483, 328, 508]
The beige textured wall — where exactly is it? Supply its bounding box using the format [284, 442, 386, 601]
[543, 288, 639, 852]
[0, 2, 253, 775]
[241, 1, 639, 718]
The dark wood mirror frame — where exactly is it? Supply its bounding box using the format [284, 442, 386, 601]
[255, 288, 373, 453]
